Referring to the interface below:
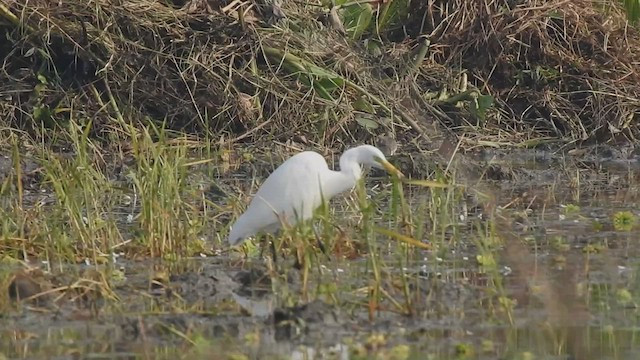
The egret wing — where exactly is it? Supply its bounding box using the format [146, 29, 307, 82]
[231, 152, 328, 241]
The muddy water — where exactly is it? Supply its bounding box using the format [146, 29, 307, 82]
[2, 147, 640, 360]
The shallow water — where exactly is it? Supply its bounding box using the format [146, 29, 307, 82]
[2, 147, 640, 360]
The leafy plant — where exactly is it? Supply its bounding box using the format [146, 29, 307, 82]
[341, 3, 372, 40]
[336, 0, 411, 39]
[612, 210, 636, 231]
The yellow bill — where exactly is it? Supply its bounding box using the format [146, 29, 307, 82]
[376, 158, 405, 179]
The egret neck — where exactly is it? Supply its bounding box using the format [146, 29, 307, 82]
[320, 147, 364, 199]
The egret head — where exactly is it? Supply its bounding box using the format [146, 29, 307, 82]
[356, 145, 404, 178]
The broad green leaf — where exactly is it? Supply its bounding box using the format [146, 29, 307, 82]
[313, 81, 334, 100]
[376, 0, 411, 33]
[307, 64, 338, 79]
[353, 96, 375, 113]
[316, 77, 343, 91]
[477, 94, 494, 109]
[365, 38, 383, 57]
[355, 115, 379, 129]
[342, 4, 372, 40]
[470, 94, 494, 121]
[261, 46, 345, 101]
[298, 74, 313, 87]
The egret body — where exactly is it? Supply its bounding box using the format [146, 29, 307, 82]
[227, 145, 402, 246]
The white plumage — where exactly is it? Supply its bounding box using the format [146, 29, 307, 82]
[227, 145, 402, 246]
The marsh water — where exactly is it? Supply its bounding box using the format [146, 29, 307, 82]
[2, 145, 640, 360]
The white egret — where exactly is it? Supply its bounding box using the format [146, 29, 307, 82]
[228, 145, 403, 246]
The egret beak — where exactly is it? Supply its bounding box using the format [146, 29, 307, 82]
[376, 158, 404, 179]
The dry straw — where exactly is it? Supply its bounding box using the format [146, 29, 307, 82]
[0, 0, 638, 144]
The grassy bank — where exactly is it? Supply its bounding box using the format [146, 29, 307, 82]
[0, 0, 638, 147]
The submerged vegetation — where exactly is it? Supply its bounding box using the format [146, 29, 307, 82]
[1, 0, 640, 359]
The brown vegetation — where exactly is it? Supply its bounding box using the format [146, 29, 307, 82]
[0, 0, 638, 146]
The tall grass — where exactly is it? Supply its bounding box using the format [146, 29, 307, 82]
[40, 121, 123, 267]
[0, 119, 216, 268]
[126, 123, 207, 258]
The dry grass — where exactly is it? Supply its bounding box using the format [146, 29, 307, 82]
[410, 0, 640, 142]
[0, 0, 638, 148]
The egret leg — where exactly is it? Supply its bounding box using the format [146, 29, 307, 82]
[291, 222, 329, 270]
[292, 250, 302, 270]
[269, 237, 278, 266]
[313, 222, 331, 262]
[258, 236, 267, 258]
[254, 236, 281, 273]
[256, 235, 279, 269]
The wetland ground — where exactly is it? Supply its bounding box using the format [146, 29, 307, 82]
[1, 140, 639, 360]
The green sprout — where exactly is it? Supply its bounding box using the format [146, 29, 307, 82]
[613, 211, 636, 231]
